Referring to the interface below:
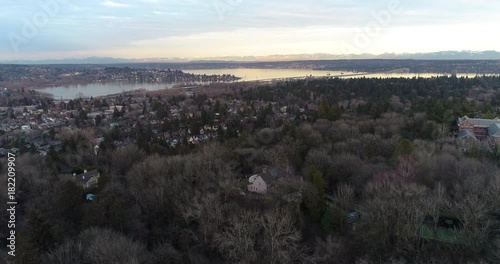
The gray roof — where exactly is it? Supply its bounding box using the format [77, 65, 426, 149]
[458, 116, 500, 127]
[75, 170, 99, 184]
[458, 129, 477, 140]
[489, 123, 500, 137]
[260, 167, 290, 184]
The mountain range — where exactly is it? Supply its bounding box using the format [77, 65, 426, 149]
[2, 51, 500, 64]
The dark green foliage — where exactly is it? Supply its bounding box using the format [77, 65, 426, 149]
[56, 180, 84, 233]
[307, 166, 325, 201]
[26, 209, 57, 252]
[302, 183, 324, 222]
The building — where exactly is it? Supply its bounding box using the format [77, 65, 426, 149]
[457, 116, 500, 148]
[247, 174, 268, 194]
[74, 169, 100, 189]
[488, 123, 500, 145]
[247, 167, 292, 194]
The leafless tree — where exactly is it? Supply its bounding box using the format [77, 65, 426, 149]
[396, 155, 419, 183]
[42, 228, 148, 264]
[213, 210, 260, 264]
[313, 235, 346, 263]
[264, 145, 290, 169]
[111, 144, 146, 177]
[361, 181, 431, 256]
[80, 228, 149, 264]
[334, 183, 355, 211]
[260, 207, 305, 264]
[41, 240, 84, 264]
[151, 241, 183, 264]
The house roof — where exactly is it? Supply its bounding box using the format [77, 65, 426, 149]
[488, 123, 500, 137]
[248, 174, 260, 183]
[260, 167, 290, 184]
[458, 116, 500, 127]
[457, 129, 477, 140]
[75, 170, 99, 184]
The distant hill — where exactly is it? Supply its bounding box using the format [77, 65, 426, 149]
[2, 51, 500, 64]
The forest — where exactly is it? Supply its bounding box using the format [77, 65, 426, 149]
[1, 75, 500, 263]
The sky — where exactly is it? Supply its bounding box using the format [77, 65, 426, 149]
[0, 0, 499, 60]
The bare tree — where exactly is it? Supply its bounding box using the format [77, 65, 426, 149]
[111, 144, 146, 178]
[260, 207, 306, 264]
[80, 228, 149, 264]
[42, 228, 148, 264]
[264, 145, 290, 169]
[313, 235, 346, 263]
[334, 183, 355, 211]
[213, 210, 260, 264]
[396, 155, 419, 183]
[41, 240, 84, 264]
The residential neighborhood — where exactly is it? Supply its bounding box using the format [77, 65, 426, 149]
[0, 83, 322, 161]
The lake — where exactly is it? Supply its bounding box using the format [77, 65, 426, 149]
[184, 69, 490, 80]
[40, 68, 495, 99]
[40, 82, 181, 100]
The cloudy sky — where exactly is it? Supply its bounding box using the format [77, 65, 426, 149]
[0, 0, 499, 60]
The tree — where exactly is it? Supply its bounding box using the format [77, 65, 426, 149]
[213, 210, 260, 263]
[25, 209, 57, 252]
[42, 228, 149, 264]
[111, 144, 146, 177]
[302, 183, 324, 222]
[56, 180, 84, 234]
[307, 165, 326, 201]
[318, 98, 330, 118]
[395, 139, 414, 157]
[214, 99, 221, 113]
[49, 127, 56, 140]
[396, 155, 419, 183]
[83, 183, 141, 235]
[260, 207, 305, 264]
[321, 207, 335, 232]
[95, 115, 102, 127]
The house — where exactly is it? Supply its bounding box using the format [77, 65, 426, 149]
[457, 116, 500, 147]
[457, 129, 477, 150]
[248, 174, 268, 194]
[247, 167, 291, 194]
[488, 123, 500, 145]
[74, 169, 100, 189]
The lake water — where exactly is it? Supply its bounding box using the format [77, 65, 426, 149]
[41, 82, 181, 100]
[184, 69, 355, 81]
[40, 68, 497, 99]
[184, 69, 492, 80]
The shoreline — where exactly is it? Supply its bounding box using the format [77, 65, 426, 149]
[15, 72, 500, 100]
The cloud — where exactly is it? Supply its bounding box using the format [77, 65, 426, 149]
[1, 0, 499, 60]
[152, 11, 179, 15]
[101, 1, 130, 7]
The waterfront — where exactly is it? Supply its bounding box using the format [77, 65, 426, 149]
[40, 69, 498, 99]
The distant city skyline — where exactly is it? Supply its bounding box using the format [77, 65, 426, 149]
[1, 0, 499, 60]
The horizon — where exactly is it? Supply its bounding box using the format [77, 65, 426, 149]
[3, 50, 500, 64]
[2, 1, 500, 60]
